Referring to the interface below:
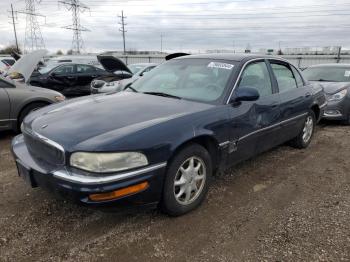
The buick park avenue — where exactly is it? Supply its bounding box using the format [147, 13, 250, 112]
[12, 54, 326, 216]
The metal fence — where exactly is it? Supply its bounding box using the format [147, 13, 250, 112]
[112, 54, 350, 68]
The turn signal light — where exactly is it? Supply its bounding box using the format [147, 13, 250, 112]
[89, 181, 149, 202]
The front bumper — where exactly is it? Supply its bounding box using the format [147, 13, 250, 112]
[322, 97, 350, 121]
[11, 135, 167, 208]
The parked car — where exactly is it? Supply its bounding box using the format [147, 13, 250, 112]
[303, 64, 350, 124]
[0, 56, 16, 71]
[12, 54, 325, 216]
[0, 51, 65, 132]
[29, 63, 111, 96]
[90, 55, 134, 91]
[90, 63, 157, 94]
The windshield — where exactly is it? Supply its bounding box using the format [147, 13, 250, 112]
[128, 64, 146, 74]
[303, 66, 350, 82]
[130, 59, 236, 103]
[38, 63, 59, 74]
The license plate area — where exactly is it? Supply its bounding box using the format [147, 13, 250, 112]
[16, 160, 35, 188]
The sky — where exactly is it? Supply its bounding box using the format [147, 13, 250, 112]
[0, 0, 349, 54]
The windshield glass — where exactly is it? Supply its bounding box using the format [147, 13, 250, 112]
[128, 64, 145, 74]
[38, 63, 59, 74]
[130, 59, 236, 103]
[303, 66, 350, 82]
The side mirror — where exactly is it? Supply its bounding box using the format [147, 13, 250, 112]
[232, 87, 260, 103]
[50, 72, 57, 77]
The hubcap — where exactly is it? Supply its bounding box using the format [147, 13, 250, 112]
[302, 116, 314, 143]
[173, 156, 206, 205]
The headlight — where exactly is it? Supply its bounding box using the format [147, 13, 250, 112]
[328, 89, 347, 102]
[55, 95, 65, 102]
[70, 152, 148, 173]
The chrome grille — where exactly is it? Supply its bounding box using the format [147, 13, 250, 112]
[23, 131, 65, 166]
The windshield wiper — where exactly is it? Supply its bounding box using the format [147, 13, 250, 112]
[124, 85, 138, 92]
[142, 91, 181, 99]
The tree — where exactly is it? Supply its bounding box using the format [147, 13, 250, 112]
[0, 45, 22, 55]
[66, 49, 73, 55]
[56, 50, 63, 55]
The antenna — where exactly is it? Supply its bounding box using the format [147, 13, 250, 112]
[59, 0, 90, 54]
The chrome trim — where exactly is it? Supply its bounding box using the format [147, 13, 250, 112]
[239, 113, 308, 142]
[53, 162, 167, 184]
[0, 119, 17, 122]
[32, 131, 65, 154]
[226, 57, 290, 104]
[219, 141, 230, 147]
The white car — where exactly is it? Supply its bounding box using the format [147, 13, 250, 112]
[91, 63, 157, 94]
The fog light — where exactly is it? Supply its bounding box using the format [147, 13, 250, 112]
[324, 110, 341, 116]
[89, 181, 149, 202]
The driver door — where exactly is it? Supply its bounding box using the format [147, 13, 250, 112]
[227, 60, 281, 165]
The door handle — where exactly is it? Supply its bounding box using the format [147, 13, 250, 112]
[305, 93, 311, 97]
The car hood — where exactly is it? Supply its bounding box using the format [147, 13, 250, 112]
[25, 92, 213, 151]
[7, 50, 47, 83]
[97, 55, 132, 74]
[311, 81, 350, 95]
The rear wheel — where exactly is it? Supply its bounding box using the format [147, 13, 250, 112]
[161, 144, 212, 216]
[16, 102, 48, 132]
[290, 110, 316, 149]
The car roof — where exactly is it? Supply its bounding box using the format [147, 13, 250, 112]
[176, 53, 284, 62]
[307, 63, 350, 68]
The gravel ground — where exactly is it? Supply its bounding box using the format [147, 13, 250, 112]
[0, 123, 349, 261]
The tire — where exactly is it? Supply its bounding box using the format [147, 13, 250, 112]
[290, 110, 316, 149]
[16, 102, 48, 132]
[161, 143, 212, 216]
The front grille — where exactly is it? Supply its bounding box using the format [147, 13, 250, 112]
[91, 80, 105, 89]
[23, 131, 65, 166]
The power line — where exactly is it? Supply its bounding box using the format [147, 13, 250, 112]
[8, 3, 19, 52]
[118, 10, 127, 54]
[59, 0, 90, 54]
[17, 0, 45, 53]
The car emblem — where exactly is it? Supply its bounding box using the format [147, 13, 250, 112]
[41, 124, 48, 129]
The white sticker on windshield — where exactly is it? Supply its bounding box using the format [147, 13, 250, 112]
[208, 62, 234, 70]
[344, 70, 350, 77]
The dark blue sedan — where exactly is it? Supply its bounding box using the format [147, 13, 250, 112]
[12, 54, 326, 216]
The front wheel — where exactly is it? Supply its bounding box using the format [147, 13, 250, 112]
[290, 111, 316, 149]
[161, 144, 212, 216]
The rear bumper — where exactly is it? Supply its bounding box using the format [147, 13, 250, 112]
[11, 135, 167, 209]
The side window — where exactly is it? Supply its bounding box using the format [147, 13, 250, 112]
[291, 66, 304, 88]
[53, 65, 75, 75]
[238, 61, 272, 97]
[77, 64, 96, 73]
[270, 62, 298, 92]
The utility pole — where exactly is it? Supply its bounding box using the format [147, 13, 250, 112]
[118, 10, 127, 55]
[17, 0, 45, 53]
[59, 0, 90, 54]
[9, 4, 19, 52]
[160, 33, 163, 53]
[337, 46, 342, 63]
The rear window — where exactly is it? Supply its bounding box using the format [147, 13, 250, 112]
[1, 59, 15, 66]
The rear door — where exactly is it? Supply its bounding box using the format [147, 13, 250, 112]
[76, 64, 100, 94]
[227, 59, 281, 164]
[0, 79, 12, 129]
[268, 60, 311, 142]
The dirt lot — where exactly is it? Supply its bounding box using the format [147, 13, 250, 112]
[0, 124, 350, 262]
